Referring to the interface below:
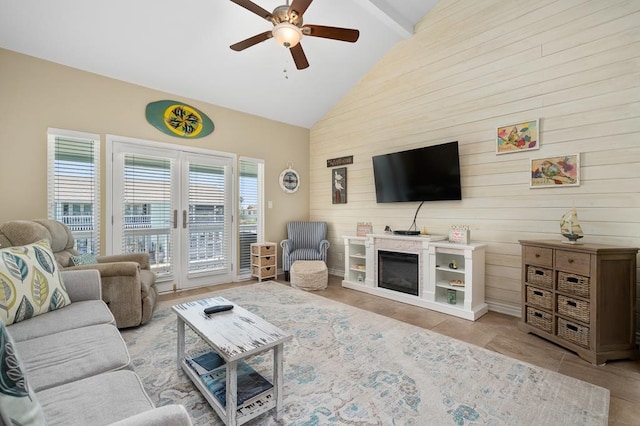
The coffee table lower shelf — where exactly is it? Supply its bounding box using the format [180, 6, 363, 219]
[180, 358, 275, 425]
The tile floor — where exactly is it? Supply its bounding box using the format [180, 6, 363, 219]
[159, 274, 640, 425]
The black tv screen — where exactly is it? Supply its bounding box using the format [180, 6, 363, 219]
[372, 141, 462, 203]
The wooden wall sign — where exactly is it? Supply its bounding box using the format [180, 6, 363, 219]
[327, 156, 353, 167]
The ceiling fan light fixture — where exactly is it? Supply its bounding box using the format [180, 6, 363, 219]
[272, 22, 302, 48]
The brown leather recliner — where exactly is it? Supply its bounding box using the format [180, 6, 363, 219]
[0, 219, 158, 328]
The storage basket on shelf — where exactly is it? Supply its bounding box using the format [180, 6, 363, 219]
[526, 286, 553, 310]
[557, 294, 590, 324]
[557, 271, 590, 297]
[557, 317, 590, 348]
[526, 306, 552, 333]
[253, 255, 275, 267]
[251, 244, 275, 256]
[526, 266, 552, 289]
[253, 265, 275, 277]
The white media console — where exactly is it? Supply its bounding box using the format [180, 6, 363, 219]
[343, 234, 488, 321]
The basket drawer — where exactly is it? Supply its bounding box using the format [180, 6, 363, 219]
[558, 317, 590, 348]
[557, 271, 590, 298]
[526, 266, 553, 289]
[252, 265, 276, 277]
[557, 295, 590, 324]
[555, 250, 590, 275]
[526, 286, 552, 310]
[526, 307, 552, 333]
[251, 243, 276, 256]
[524, 246, 553, 267]
[252, 255, 275, 267]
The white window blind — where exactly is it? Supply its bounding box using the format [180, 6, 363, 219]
[123, 154, 173, 275]
[47, 129, 100, 255]
[188, 162, 228, 273]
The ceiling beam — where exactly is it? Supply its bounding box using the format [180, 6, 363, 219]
[360, 0, 414, 39]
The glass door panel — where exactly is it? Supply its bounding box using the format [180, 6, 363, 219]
[122, 154, 175, 279]
[185, 160, 229, 277]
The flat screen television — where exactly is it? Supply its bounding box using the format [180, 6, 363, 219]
[372, 141, 462, 203]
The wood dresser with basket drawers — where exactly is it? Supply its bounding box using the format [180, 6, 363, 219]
[519, 240, 638, 364]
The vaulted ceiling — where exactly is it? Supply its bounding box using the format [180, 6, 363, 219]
[0, 0, 437, 128]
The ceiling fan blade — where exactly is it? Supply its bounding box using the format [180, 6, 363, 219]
[302, 25, 359, 42]
[290, 43, 309, 70]
[230, 0, 272, 20]
[230, 31, 273, 51]
[289, 0, 313, 18]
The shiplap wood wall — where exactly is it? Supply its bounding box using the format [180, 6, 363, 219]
[309, 0, 640, 321]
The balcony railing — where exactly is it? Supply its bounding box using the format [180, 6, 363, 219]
[123, 215, 152, 229]
[60, 215, 93, 231]
[63, 214, 258, 274]
[61, 214, 155, 231]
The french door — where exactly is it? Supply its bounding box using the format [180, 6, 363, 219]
[109, 138, 235, 292]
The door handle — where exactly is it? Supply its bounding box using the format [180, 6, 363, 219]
[172, 210, 178, 229]
[183, 210, 188, 229]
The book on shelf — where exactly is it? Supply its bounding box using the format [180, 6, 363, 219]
[200, 360, 273, 407]
[185, 350, 226, 375]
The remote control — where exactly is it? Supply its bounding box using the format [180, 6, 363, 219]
[204, 304, 234, 315]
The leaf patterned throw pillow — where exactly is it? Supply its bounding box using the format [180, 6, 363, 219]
[0, 240, 72, 326]
[0, 322, 46, 425]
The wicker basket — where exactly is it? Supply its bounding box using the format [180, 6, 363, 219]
[252, 265, 275, 277]
[526, 307, 552, 333]
[557, 271, 590, 297]
[253, 255, 275, 267]
[558, 317, 590, 348]
[557, 294, 590, 324]
[526, 266, 552, 289]
[251, 243, 276, 256]
[526, 286, 552, 310]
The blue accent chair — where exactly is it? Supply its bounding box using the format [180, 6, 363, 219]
[280, 221, 330, 281]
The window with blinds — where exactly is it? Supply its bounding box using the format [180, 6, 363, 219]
[123, 154, 173, 275]
[188, 162, 228, 274]
[47, 129, 100, 255]
[239, 158, 263, 274]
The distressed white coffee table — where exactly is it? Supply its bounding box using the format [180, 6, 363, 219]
[172, 296, 291, 426]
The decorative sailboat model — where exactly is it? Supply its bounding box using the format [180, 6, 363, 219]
[560, 206, 584, 244]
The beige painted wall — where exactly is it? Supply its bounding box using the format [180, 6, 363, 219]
[310, 0, 640, 319]
[0, 48, 310, 256]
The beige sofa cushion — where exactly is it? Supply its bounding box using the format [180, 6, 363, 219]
[37, 370, 155, 426]
[17, 323, 131, 392]
[8, 300, 114, 343]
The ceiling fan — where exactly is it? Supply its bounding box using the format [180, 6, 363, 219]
[229, 0, 360, 70]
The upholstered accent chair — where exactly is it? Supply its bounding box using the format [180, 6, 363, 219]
[0, 219, 158, 328]
[280, 221, 330, 281]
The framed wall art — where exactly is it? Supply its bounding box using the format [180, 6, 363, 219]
[332, 167, 347, 204]
[496, 119, 539, 154]
[448, 225, 470, 244]
[530, 154, 580, 188]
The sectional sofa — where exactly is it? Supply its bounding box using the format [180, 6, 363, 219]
[1, 268, 191, 425]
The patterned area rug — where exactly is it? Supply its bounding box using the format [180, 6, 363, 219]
[121, 282, 609, 425]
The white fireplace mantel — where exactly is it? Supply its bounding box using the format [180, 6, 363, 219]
[343, 234, 488, 321]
